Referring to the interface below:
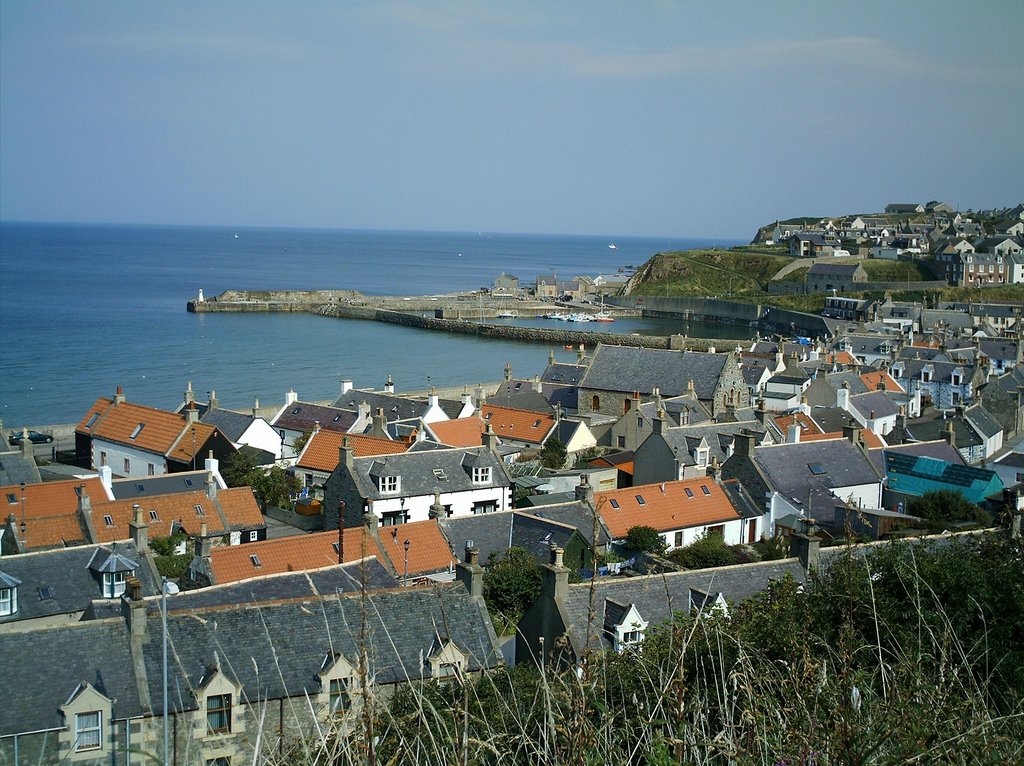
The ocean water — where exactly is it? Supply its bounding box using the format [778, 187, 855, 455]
[0, 223, 742, 426]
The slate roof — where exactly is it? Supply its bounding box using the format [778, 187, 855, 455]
[331, 391, 456, 422]
[273, 401, 358, 433]
[542, 362, 586, 387]
[0, 620, 145, 736]
[142, 585, 503, 714]
[108, 469, 218, 499]
[561, 559, 807, 653]
[657, 422, 767, 467]
[166, 558, 397, 609]
[806, 263, 862, 277]
[0, 449, 41, 487]
[636, 394, 712, 427]
[977, 339, 1020, 361]
[849, 391, 901, 420]
[904, 413, 981, 450]
[490, 381, 557, 413]
[201, 408, 259, 442]
[596, 478, 741, 538]
[345, 447, 510, 502]
[964, 403, 1004, 439]
[0, 541, 158, 625]
[580, 345, 727, 399]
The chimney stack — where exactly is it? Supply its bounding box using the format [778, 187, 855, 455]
[788, 422, 801, 444]
[482, 423, 499, 453]
[185, 403, 199, 423]
[339, 436, 355, 469]
[129, 503, 148, 549]
[371, 408, 388, 438]
[209, 389, 218, 410]
[384, 375, 395, 394]
[504, 362, 512, 382]
[340, 379, 353, 395]
[790, 518, 821, 573]
[113, 385, 126, 405]
[285, 389, 298, 406]
[429, 491, 445, 520]
[184, 381, 195, 405]
[456, 544, 484, 600]
[542, 546, 569, 603]
[196, 522, 212, 560]
[252, 399, 260, 418]
[121, 576, 148, 638]
[735, 429, 757, 457]
[574, 473, 594, 504]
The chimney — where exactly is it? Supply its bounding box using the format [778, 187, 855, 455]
[339, 436, 355, 469]
[98, 465, 113, 493]
[532, 375, 542, 393]
[252, 399, 260, 418]
[429, 491, 445, 520]
[790, 518, 821, 573]
[185, 403, 200, 423]
[113, 385, 126, 405]
[20, 428, 33, 459]
[542, 546, 569, 603]
[843, 422, 863, 446]
[121, 576, 148, 638]
[77, 485, 92, 516]
[456, 545, 484, 600]
[357, 401, 371, 423]
[798, 395, 810, 416]
[504, 362, 512, 382]
[313, 420, 322, 435]
[205, 470, 217, 500]
[474, 383, 486, 408]
[428, 387, 439, 409]
[129, 503, 148, 549]
[754, 397, 768, 426]
[384, 375, 395, 394]
[654, 408, 666, 435]
[204, 451, 219, 480]
[942, 419, 956, 447]
[184, 381, 195, 405]
[362, 509, 379, 533]
[836, 382, 850, 411]
[340, 379, 353, 395]
[576, 345, 585, 364]
[575, 474, 594, 504]
[196, 522, 212, 560]
[285, 389, 298, 406]
[735, 429, 757, 458]
[788, 422, 801, 444]
[461, 387, 473, 407]
[208, 389, 219, 410]
[482, 423, 499, 453]
[371, 408, 388, 438]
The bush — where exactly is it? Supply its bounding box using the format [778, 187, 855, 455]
[667, 533, 738, 569]
[482, 547, 542, 628]
[154, 554, 191, 579]
[625, 525, 666, 553]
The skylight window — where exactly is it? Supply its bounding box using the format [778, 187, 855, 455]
[701, 485, 711, 496]
[135, 484, 145, 492]
[533, 419, 542, 428]
[609, 498, 620, 509]
[807, 463, 827, 476]
[6, 494, 16, 505]
[291, 407, 300, 415]
[184, 479, 194, 487]
[332, 542, 340, 554]
[194, 504, 205, 516]
[86, 413, 100, 428]
[103, 515, 114, 527]
[433, 468, 447, 480]
[250, 554, 261, 567]
[38, 587, 53, 601]
[129, 423, 145, 439]
[149, 510, 159, 521]
[635, 495, 646, 505]
[685, 488, 694, 498]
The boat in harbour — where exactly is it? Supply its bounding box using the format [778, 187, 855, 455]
[496, 310, 518, 318]
[593, 311, 615, 323]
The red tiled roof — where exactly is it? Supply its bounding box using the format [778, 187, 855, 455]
[376, 519, 456, 578]
[296, 430, 407, 473]
[428, 418, 487, 448]
[0, 477, 109, 549]
[859, 371, 903, 393]
[210, 528, 384, 584]
[596, 478, 740, 539]
[481, 405, 555, 446]
[773, 412, 824, 435]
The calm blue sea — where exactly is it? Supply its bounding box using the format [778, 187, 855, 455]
[0, 222, 742, 427]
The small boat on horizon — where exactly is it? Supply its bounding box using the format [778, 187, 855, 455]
[608, 243, 617, 249]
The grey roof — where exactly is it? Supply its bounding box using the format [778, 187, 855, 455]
[809, 406, 858, 433]
[0, 619, 145, 736]
[806, 263, 862, 277]
[542, 362, 586, 387]
[893, 358, 973, 385]
[157, 559, 397, 611]
[346, 447, 510, 501]
[657, 422, 768, 467]
[142, 584, 502, 714]
[751, 439, 881, 524]
[109, 469, 213, 499]
[978, 339, 1020, 361]
[964, 404, 1003, 439]
[826, 371, 871, 394]
[580, 345, 727, 399]
[516, 491, 578, 507]
[525, 501, 611, 548]
[848, 391, 901, 420]
[490, 381, 556, 413]
[0, 541, 159, 625]
[562, 559, 807, 652]
[439, 513, 514, 565]
[904, 414, 981, 449]
[637, 394, 712, 426]
[0, 449, 42, 487]
[274, 401, 358, 433]
[332, 391, 448, 422]
[201, 408, 259, 442]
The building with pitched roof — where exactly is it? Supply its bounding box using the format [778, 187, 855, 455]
[294, 430, 408, 489]
[0, 476, 109, 553]
[883, 452, 1003, 508]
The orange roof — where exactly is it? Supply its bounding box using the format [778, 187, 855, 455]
[0, 477, 109, 549]
[596, 478, 740, 539]
[77, 398, 114, 433]
[89, 401, 189, 454]
[801, 430, 885, 449]
[773, 412, 824, 435]
[481, 405, 555, 446]
[167, 422, 217, 463]
[91, 487, 264, 542]
[859, 370, 903, 393]
[210, 527, 384, 584]
[824, 351, 857, 366]
[376, 519, 456, 578]
[296, 430, 407, 473]
[428, 418, 487, 448]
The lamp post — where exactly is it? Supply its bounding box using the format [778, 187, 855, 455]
[162, 577, 169, 766]
[403, 539, 411, 586]
[19, 481, 26, 550]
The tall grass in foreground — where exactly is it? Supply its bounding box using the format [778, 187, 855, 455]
[253, 535, 1024, 765]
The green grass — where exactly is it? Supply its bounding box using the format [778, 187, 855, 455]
[859, 259, 936, 281]
[627, 248, 796, 297]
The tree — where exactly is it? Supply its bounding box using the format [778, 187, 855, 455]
[221, 447, 300, 510]
[483, 547, 543, 625]
[539, 436, 568, 469]
[909, 489, 989, 526]
[291, 428, 314, 456]
[625, 525, 666, 554]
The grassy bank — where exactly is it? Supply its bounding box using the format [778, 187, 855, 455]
[627, 248, 796, 297]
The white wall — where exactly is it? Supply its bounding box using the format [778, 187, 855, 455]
[237, 419, 286, 460]
[662, 518, 744, 551]
[91, 438, 167, 478]
[369, 486, 513, 522]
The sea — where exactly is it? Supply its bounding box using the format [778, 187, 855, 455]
[0, 222, 745, 427]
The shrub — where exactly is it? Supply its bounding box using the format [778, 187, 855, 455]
[625, 525, 666, 553]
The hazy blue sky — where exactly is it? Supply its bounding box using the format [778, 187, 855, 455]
[2, 1, 1021, 238]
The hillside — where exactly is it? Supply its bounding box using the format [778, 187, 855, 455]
[623, 246, 794, 297]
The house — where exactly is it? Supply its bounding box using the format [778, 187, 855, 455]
[889, 357, 975, 409]
[721, 428, 882, 528]
[789, 233, 835, 258]
[0, 581, 502, 765]
[885, 203, 924, 214]
[631, 416, 769, 486]
[805, 262, 867, 293]
[0, 541, 159, 631]
[492, 272, 520, 297]
[838, 388, 901, 437]
[822, 295, 871, 321]
[322, 438, 513, 529]
[480, 404, 557, 451]
[76, 388, 236, 478]
[596, 476, 761, 551]
[883, 452, 1003, 510]
[948, 251, 1012, 287]
[294, 429, 408, 490]
[990, 450, 1024, 490]
[200, 405, 283, 462]
[758, 354, 811, 411]
[270, 392, 360, 458]
[578, 344, 748, 418]
[517, 543, 812, 665]
[0, 476, 110, 553]
[977, 367, 1024, 437]
[925, 201, 955, 213]
[607, 390, 712, 452]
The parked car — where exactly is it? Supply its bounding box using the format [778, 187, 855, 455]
[8, 430, 54, 445]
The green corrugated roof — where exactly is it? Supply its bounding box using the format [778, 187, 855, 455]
[885, 451, 1003, 503]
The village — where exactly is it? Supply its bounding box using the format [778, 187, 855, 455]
[2, 204, 1024, 765]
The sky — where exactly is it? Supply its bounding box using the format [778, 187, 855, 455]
[1, 1, 1022, 240]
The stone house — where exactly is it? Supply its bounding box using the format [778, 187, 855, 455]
[805, 262, 868, 293]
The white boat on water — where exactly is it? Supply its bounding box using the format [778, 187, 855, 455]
[496, 310, 518, 318]
[568, 312, 594, 322]
[608, 243, 617, 249]
[593, 311, 614, 323]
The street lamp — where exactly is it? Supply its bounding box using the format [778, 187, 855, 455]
[19, 482, 26, 550]
[403, 539, 411, 586]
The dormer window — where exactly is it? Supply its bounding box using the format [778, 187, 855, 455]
[102, 571, 130, 598]
[379, 475, 400, 494]
[0, 582, 18, 616]
[207, 693, 232, 734]
[75, 711, 102, 751]
[921, 368, 932, 383]
[472, 466, 492, 484]
[695, 447, 710, 468]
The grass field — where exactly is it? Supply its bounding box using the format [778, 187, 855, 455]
[626, 247, 796, 297]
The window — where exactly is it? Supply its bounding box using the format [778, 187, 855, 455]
[706, 525, 725, 537]
[150, 510, 159, 521]
[621, 630, 642, 645]
[685, 488, 694, 498]
[591, 395, 600, 411]
[129, 423, 145, 439]
[635, 494, 645, 505]
[379, 475, 400, 494]
[433, 468, 448, 480]
[124, 458, 131, 473]
[250, 554, 261, 567]
[184, 478, 194, 487]
[207, 758, 230, 766]
[194, 504, 206, 517]
[696, 448, 709, 468]
[472, 466, 492, 484]
[248, 530, 258, 542]
[0, 586, 16, 616]
[329, 678, 351, 713]
[148, 463, 155, 476]
[207, 693, 232, 734]
[135, 483, 146, 492]
[86, 413, 100, 428]
[381, 511, 405, 526]
[609, 498, 620, 509]
[617, 435, 626, 448]
[103, 571, 129, 598]
[472, 500, 497, 515]
[100, 451, 107, 466]
[75, 711, 102, 751]
[6, 493, 15, 505]
[103, 515, 114, 527]
[700, 485, 711, 496]
[674, 531, 683, 547]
